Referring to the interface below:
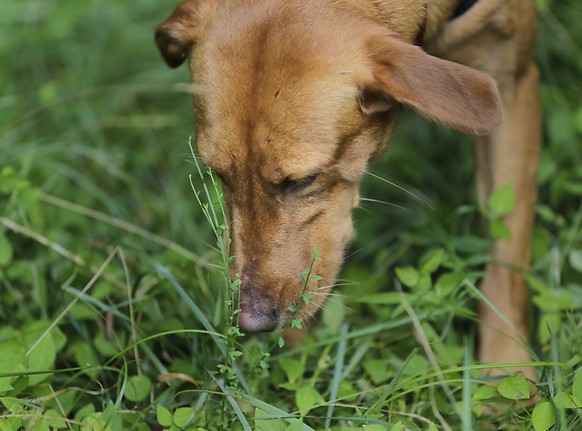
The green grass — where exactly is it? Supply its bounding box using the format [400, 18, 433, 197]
[1, 0, 582, 429]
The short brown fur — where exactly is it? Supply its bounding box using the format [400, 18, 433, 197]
[156, 0, 540, 379]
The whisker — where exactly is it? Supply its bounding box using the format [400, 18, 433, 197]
[359, 197, 413, 213]
[319, 282, 358, 289]
[317, 296, 354, 314]
[316, 278, 361, 288]
[311, 291, 350, 299]
[344, 248, 363, 260]
[356, 205, 374, 216]
[365, 170, 434, 210]
[333, 277, 360, 284]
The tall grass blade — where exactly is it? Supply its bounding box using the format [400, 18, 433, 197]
[210, 373, 252, 431]
[324, 323, 349, 429]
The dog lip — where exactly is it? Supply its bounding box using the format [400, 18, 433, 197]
[238, 308, 279, 333]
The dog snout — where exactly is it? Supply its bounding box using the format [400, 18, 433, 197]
[235, 280, 280, 333]
[238, 307, 279, 333]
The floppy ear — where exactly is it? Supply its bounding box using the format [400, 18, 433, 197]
[359, 34, 502, 135]
[155, 0, 216, 68]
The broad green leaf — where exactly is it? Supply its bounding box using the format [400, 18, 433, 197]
[68, 302, 97, 320]
[416, 273, 432, 291]
[173, 407, 195, 428]
[27, 332, 55, 386]
[1, 395, 25, 430]
[531, 400, 555, 431]
[490, 219, 512, 240]
[0, 231, 13, 267]
[489, 183, 515, 217]
[497, 376, 530, 400]
[401, 354, 428, 377]
[533, 288, 576, 312]
[426, 424, 438, 431]
[453, 235, 491, 253]
[362, 425, 385, 431]
[33, 418, 50, 431]
[554, 391, 581, 409]
[0, 346, 26, 392]
[279, 382, 303, 391]
[472, 385, 498, 400]
[9, 415, 23, 431]
[44, 409, 68, 429]
[364, 359, 392, 385]
[124, 375, 151, 402]
[73, 342, 99, 379]
[284, 420, 305, 431]
[81, 414, 112, 431]
[435, 272, 463, 295]
[538, 312, 562, 344]
[279, 358, 305, 384]
[74, 403, 95, 423]
[156, 405, 173, 427]
[93, 332, 120, 357]
[101, 401, 122, 430]
[1, 397, 24, 411]
[395, 266, 419, 288]
[337, 381, 359, 402]
[49, 326, 67, 352]
[17, 187, 40, 209]
[392, 422, 405, 431]
[573, 371, 582, 401]
[44, 390, 76, 418]
[295, 386, 324, 416]
[420, 249, 444, 274]
[255, 408, 287, 431]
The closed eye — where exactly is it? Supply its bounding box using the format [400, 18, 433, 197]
[280, 172, 320, 194]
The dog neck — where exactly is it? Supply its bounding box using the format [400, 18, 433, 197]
[417, 0, 478, 46]
[414, 3, 428, 46]
[452, 0, 479, 18]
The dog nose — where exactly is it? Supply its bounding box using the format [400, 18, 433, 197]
[238, 307, 279, 333]
[236, 273, 280, 332]
[237, 292, 279, 332]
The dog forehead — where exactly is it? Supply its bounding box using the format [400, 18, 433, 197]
[190, 1, 372, 176]
[200, 73, 361, 171]
[195, 62, 362, 176]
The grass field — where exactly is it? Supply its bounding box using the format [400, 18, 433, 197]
[1, 0, 581, 430]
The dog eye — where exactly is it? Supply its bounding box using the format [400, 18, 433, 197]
[281, 173, 320, 194]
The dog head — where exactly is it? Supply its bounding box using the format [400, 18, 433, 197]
[156, 0, 501, 332]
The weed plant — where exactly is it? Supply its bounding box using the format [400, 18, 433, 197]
[1, 0, 581, 430]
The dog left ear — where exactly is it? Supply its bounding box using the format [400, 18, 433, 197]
[359, 34, 502, 135]
[155, 0, 217, 68]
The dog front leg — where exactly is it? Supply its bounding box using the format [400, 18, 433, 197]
[475, 62, 541, 381]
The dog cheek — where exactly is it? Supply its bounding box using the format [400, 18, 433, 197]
[316, 195, 357, 279]
[352, 189, 360, 209]
[226, 202, 246, 277]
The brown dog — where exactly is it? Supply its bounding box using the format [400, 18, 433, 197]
[156, 0, 540, 378]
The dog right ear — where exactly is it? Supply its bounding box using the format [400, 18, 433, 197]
[359, 33, 502, 135]
[155, 0, 217, 68]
